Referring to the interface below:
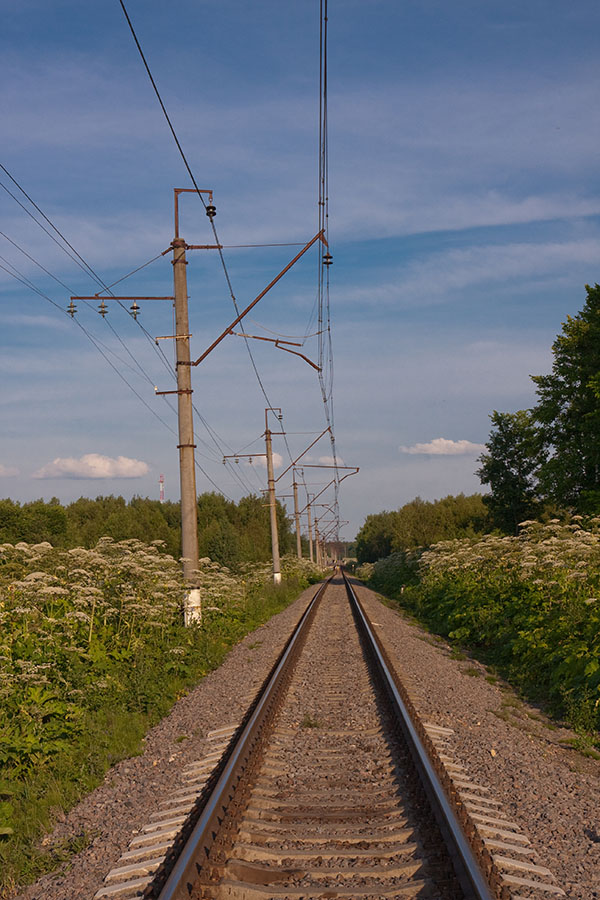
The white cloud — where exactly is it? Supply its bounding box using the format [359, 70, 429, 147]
[0, 463, 19, 477]
[33, 453, 150, 479]
[399, 438, 486, 456]
[247, 451, 283, 469]
[318, 455, 345, 466]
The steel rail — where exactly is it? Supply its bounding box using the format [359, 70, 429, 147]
[341, 570, 496, 900]
[153, 575, 333, 900]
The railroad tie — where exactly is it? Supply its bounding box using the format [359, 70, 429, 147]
[93, 723, 238, 900]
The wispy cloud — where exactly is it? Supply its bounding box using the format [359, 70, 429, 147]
[338, 237, 600, 308]
[399, 438, 485, 456]
[0, 463, 19, 477]
[5, 58, 600, 252]
[33, 453, 150, 479]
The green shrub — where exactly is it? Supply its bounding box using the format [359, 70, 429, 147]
[364, 518, 600, 736]
[0, 539, 323, 895]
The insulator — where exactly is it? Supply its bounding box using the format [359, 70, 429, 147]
[249, 457, 253, 465]
[98, 299, 108, 318]
[234, 457, 239, 464]
[130, 300, 140, 320]
[67, 300, 77, 318]
[222, 458, 226, 465]
[206, 204, 216, 219]
[323, 253, 333, 266]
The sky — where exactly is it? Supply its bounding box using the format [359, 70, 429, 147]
[2, 0, 600, 540]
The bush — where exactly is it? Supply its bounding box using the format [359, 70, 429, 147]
[362, 518, 600, 736]
[0, 540, 323, 894]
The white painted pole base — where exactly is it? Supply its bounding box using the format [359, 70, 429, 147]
[184, 588, 202, 626]
[273, 572, 282, 585]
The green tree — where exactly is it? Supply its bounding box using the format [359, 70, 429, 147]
[0, 491, 291, 570]
[532, 283, 600, 512]
[199, 518, 241, 567]
[355, 494, 489, 562]
[355, 511, 398, 563]
[477, 410, 542, 533]
[390, 494, 489, 549]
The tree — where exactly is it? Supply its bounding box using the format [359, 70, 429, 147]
[532, 283, 600, 512]
[355, 511, 398, 563]
[477, 410, 542, 533]
[355, 495, 489, 561]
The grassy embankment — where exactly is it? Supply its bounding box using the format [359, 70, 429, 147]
[0, 538, 323, 897]
[359, 517, 600, 745]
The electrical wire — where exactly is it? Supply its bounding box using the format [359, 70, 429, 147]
[0, 177, 103, 284]
[0, 256, 237, 496]
[96, 250, 168, 294]
[0, 230, 73, 293]
[0, 164, 181, 386]
[0, 225, 178, 400]
[316, 0, 341, 538]
[0, 259, 177, 433]
[0, 163, 108, 288]
[245, 318, 323, 342]
[0, 167, 246, 491]
[117, 0, 300, 468]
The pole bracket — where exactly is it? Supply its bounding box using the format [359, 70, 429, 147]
[177, 443, 197, 449]
[155, 388, 193, 396]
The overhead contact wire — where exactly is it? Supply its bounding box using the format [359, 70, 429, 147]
[118, 0, 298, 467]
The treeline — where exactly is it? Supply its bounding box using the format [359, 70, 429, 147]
[0, 493, 293, 569]
[355, 493, 489, 563]
[479, 284, 600, 532]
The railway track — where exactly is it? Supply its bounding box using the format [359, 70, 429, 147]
[94, 572, 563, 900]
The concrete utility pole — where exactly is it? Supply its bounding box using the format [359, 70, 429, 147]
[293, 476, 302, 559]
[306, 496, 314, 563]
[172, 238, 200, 588]
[265, 409, 282, 585]
[315, 522, 321, 567]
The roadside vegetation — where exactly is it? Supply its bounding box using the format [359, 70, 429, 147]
[478, 283, 600, 530]
[355, 493, 490, 564]
[356, 286, 600, 745]
[358, 517, 600, 740]
[0, 537, 322, 896]
[0, 491, 294, 567]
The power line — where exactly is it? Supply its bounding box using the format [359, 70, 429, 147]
[0, 164, 259, 500]
[117, 0, 299, 467]
[0, 176, 103, 284]
[0, 231, 244, 481]
[0, 258, 178, 432]
[0, 258, 238, 496]
[0, 229, 73, 293]
[0, 225, 182, 410]
[97, 249, 168, 294]
[316, 0, 341, 536]
[0, 164, 184, 387]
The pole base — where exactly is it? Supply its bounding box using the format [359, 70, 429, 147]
[184, 588, 202, 626]
[273, 572, 282, 585]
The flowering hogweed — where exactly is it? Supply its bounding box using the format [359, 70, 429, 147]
[0, 539, 323, 777]
[369, 516, 600, 735]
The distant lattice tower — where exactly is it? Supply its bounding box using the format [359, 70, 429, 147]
[159, 474, 165, 503]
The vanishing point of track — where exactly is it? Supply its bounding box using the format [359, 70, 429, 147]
[125, 571, 500, 900]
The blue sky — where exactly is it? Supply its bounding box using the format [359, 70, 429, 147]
[2, 0, 600, 539]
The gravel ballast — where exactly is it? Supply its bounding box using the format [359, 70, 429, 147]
[14, 578, 600, 900]
[353, 579, 600, 900]
[13, 584, 316, 900]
